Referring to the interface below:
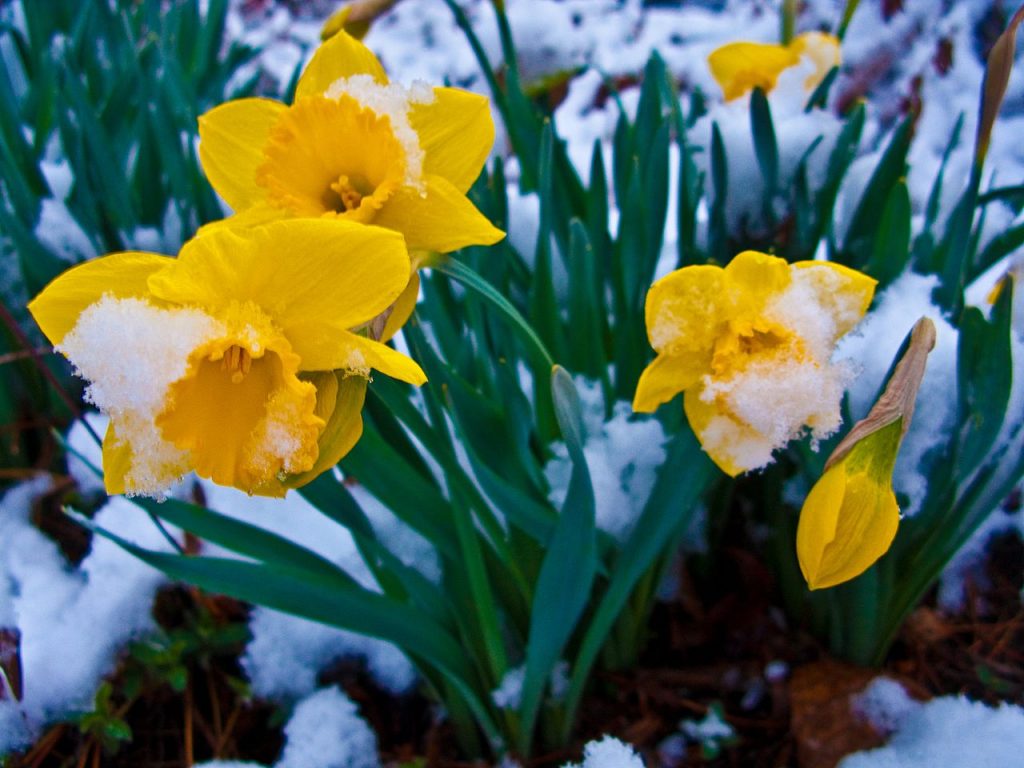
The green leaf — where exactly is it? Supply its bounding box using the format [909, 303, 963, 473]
[708, 122, 729, 264]
[131, 496, 358, 588]
[955, 284, 1013, 480]
[560, 425, 716, 742]
[750, 87, 779, 212]
[517, 367, 597, 755]
[867, 179, 912, 286]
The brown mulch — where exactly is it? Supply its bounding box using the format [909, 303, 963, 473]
[4, 529, 1023, 768]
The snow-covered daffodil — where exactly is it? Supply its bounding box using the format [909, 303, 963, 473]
[797, 317, 936, 590]
[708, 31, 840, 101]
[632, 250, 875, 476]
[28, 219, 425, 498]
[197, 29, 504, 255]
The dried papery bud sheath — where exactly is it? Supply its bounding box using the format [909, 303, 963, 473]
[797, 317, 937, 590]
[321, 0, 399, 41]
[976, 5, 1024, 166]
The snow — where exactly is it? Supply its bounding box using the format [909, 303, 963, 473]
[0, 477, 179, 752]
[545, 378, 667, 541]
[679, 705, 735, 748]
[276, 687, 380, 768]
[562, 735, 646, 768]
[842, 684, 1024, 768]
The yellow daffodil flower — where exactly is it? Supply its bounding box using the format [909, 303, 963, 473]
[197, 29, 504, 255]
[708, 31, 840, 101]
[632, 250, 876, 476]
[28, 219, 425, 498]
[797, 317, 936, 590]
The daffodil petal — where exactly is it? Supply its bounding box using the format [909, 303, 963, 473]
[411, 87, 495, 193]
[633, 353, 706, 413]
[295, 29, 387, 100]
[644, 264, 725, 355]
[381, 272, 420, 342]
[102, 422, 132, 496]
[195, 203, 286, 237]
[198, 98, 286, 212]
[798, 469, 900, 590]
[724, 250, 791, 314]
[28, 252, 172, 345]
[373, 174, 505, 252]
[793, 261, 876, 339]
[707, 41, 798, 101]
[149, 219, 411, 354]
[683, 387, 776, 477]
[790, 32, 841, 91]
[336, 330, 427, 385]
[286, 372, 367, 489]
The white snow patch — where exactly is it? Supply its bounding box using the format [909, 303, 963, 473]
[545, 378, 666, 541]
[563, 735, 645, 768]
[840, 693, 1024, 768]
[276, 687, 380, 768]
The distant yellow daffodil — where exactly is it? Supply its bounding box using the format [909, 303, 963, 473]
[798, 317, 937, 590]
[632, 250, 876, 476]
[708, 31, 841, 101]
[28, 219, 425, 498]
[197, 30, 504, 255]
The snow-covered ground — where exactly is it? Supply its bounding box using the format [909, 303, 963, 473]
[3, 0, 1024, 765]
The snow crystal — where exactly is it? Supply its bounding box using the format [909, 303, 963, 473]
[276, 687, 380, 768]
[492, 664, 525, 709]
[324, 74, 434, 192]
[563, 735, 645, 768]
[545, 378, 667, 541]
[851, 677, 917, 735]
[839, 694, 1024, 768]
[680, 706, 735, 744]
[836, 272, 959, 516]
[59, 296, 223, 494]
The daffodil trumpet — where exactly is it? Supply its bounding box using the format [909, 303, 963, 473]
[708, 31, 841, 101]
[29, 219, 426, 498]
[797, 317, 937, 590]
[632, 250, 876, 476]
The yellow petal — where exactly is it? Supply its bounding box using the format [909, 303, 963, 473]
[683, 386, 777, 477]
[295, 29, 387, 100]
[723, 250, 791, 314]
[633, 352, 708, 413]
[285, 372, 367, 489]
[333, 330, 427, 385]
[156, 331, 323, 496]
[797, 421, 902, 590]
[149, 219, 411, 359]
[790, 32, 841, 91]
[195, 203, 285, 237]
[643, 264, 726, 355]
[102, 421, 132, 496]
[381, 271, 420, 342]
[198, 98, 287, 212]
[28, 252, 172, 345]
[793, 261, 876, 340]
[411, 87, 495, 193]
[707, 41, 799, 101]
[373, 174, 505, 252]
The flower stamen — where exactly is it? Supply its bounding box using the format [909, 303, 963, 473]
[326, 174, 367, 213]
[220, 344, 253, 383]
